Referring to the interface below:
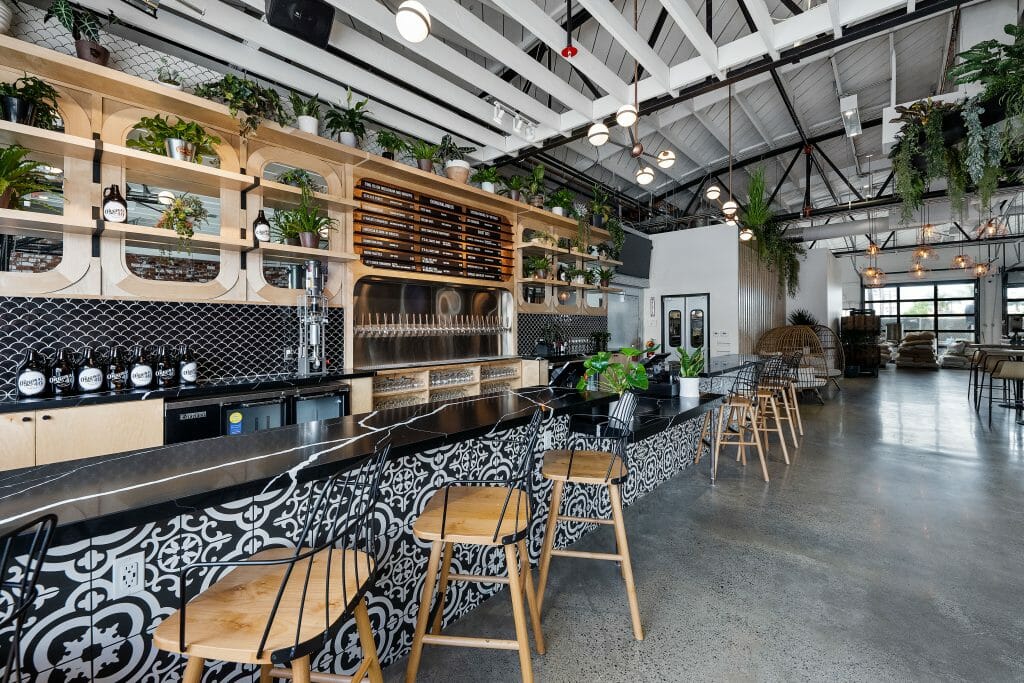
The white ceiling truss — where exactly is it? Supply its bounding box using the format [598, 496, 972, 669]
[73, 0, 980, 227]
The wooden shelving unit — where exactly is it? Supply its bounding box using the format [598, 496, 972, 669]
[255, 241, 358, 262]
[101, 143, 255, 194]
[521, 277, 569, 287]
[253, 179, 358, 209]
[0, 120, 96, 161]
[99, 222, 251, 250]
[0, 209, 95, 238]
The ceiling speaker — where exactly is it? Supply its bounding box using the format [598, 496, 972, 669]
[265, 0, 334, 48]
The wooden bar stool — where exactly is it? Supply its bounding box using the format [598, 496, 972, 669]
[406, 410, 547, 683]
[537, 391, 644, 641]
[0, 513, 57, 683]
[756, 355, 796, 457]
[987, 359, 1024, 425]
[712, 362, 770, 481]
[153, 438, 393, 683]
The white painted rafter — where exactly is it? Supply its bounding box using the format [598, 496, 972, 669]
[826, 0, 844, 38]
[742, 0, 781, 60]
[576, 0, 672, 89]
[656, 0, 723, 77]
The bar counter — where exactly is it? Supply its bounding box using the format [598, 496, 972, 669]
[4, 387, 721, 680]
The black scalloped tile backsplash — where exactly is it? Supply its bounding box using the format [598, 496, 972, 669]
[517, 314, 608, 355]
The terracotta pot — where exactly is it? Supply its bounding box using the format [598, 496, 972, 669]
[417, 159, 434, 173]
[284, 237, 300, 246]
[444, 160, 471, 184]
[0, 188, 12, 209]
[298, 232, 319, 248]
[75, 40, 110, 66]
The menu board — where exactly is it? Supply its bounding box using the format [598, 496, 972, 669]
[353, 179, 513, 282]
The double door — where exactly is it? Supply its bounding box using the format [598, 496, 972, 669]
[662, 294, 710, 360]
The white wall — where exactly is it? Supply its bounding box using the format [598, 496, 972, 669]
[786, 249, 843, 329]
[643, 225, 739, 357]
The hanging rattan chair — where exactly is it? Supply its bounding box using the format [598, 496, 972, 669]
[812, 324, 845, 390]
[754, 325, 831, 400]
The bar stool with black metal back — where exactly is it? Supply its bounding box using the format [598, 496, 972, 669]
[406, 409, 547, 683]
[0, 513, 57, 683]
[152, 437, 392, 683]
[712, 361, 771, 481]
[536, 390, 644, 641]
[779, 351, 804, 438]
[755, 355, 796, 458]
[974, 351, 1014, 413]
[987, 359, 1024, 425]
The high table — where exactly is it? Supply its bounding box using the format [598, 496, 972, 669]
[969, 344, 1024, 422]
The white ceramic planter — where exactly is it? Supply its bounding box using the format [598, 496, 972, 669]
[571, 276, 586, 285]
[296, 115, 319, 135]
[552, 206, 564, 216]
[445, 159, 471, 184]
[158, 80, 183, 91]
[338, 131, 358, 147]
[679, 376, 700, 397]
[481, 181, 495, 193]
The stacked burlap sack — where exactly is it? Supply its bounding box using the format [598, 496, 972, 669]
[896, 331, 938, 369]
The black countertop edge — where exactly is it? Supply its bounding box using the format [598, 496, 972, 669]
[0, 388, 615, 545]
[354, 355, 524, 372]
[0, 371, 377, 414]
[568, 393, 724, 441]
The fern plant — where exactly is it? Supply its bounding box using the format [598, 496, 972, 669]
[0, 146, 53, 209]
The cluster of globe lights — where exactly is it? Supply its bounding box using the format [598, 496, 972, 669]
[586, 104, 676, 186]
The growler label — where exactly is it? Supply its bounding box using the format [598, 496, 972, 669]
[180, 362, 198, 384]
[17, 370, 46, 397]
[77, 368, 104, 392]
[130, 365, 153, 387]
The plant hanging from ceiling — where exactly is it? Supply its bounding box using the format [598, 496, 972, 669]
[742, 167, 803, 297]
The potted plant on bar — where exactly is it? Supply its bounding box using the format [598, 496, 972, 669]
[0, 145, 50, 209]
[525, 164, 546, 207]
[43, 0, 116, 66]
[470, 166, 500, 193]
[0, 76, 60, 130]
[289, 91, 321, 135]
[324, 88, 369, 148]
[194, 74, 287, 139]
[675, 346, 704, 397]
[567, 266, 590, 285]
[127, 115, 221, 164]
[156, 59, 183, 91]
[408, 139, 439, 173]
[548, 187, 575, 216]
[576, 347, 650, 396]
[374, 129, 408, 160]
[156, 194, 209, 251]
[524, 254, 551, 280]
[499, 174, 527, 202]
[437, 134, 476, 183]
[595, 266, 614, 288]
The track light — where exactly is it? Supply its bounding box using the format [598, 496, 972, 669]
[705, 185, 721, 201]
[739, 227, 754, 241]
[721, 199, 738, 218]
[513, 113, 524, 133]
[396, 1, 431, 43]
[615, 103, 638, 128]
[525, 124, 536, 141]
[587, 122, 609, 146]
[656, 150, 675, 169]
[636, 166, 654, 185]
[492, 100, 504, 124]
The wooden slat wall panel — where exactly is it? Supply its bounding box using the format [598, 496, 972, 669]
[738, 243, 786, 353]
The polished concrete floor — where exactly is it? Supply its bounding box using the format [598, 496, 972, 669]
[386, 368, 1024, 682]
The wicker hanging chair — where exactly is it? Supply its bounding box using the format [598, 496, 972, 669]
[812, 324, 845, 389]
[754, 325, 832, 398]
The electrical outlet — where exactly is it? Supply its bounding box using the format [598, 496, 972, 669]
[542, 428, 553, 450]
[112, 551, 146, 598]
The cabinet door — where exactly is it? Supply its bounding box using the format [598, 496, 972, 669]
[0, 412, 36, 471]
[36, 400, 164, 465]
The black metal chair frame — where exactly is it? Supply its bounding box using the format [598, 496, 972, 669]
[562, 390, 638, 484]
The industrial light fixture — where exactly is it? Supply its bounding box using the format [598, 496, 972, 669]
[839, 93, 862, 138]
[973, 261, 991, 278]
[865, 241, 880, 256]
[862, 204, 886, 286]
[910, 262, 928, 279]
[561, 0, 578, 58]
[721, 199, 738, 218]
[525, 123, 536, 141]
[615, 103, 638, 128]
[864, 270, 888, 288]
[656, 150, 676, 169]
[492, 100, 505, 125]
[976, 216, 1009, 238]
[739, 227, 754, 241]
[636, 166, 654, 185]
[588, 122, 609, 146]
[705, 185, 721, 201]
[702, 85, 740, 224]
[396, 1, 431, 43]
[492, 100, 538, 140]
[913, 244, 937, 262]
[513, 113, 524, 133]
[951, 247, 974, 269]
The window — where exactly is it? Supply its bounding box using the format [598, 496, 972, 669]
[864, 280, 977, 345]
[1005, 271, 1024, 318]
[608, 289, 641, 349]
[0, 163, 66, 273]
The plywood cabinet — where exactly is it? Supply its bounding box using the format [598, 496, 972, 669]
[0, 412, 37, 471]
[34, 400, 164, 465]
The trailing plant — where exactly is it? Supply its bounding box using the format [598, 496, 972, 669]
[606, 216, 626, 259]
[275, 168, 319, 191]
[887, 100, 958, 222]
[742, 166, 803, 296]
[524, 254, 551, 278]
[407, 139, 439, 164]
[787, 309, 819, 326]
[194, 74, 287, 139]
[499, 174, 527, 198]
[374, 129, 408, 156]
[470, 166, 500, 185]
[0, 75, 61, 131]
[289, 91, 321, 120]
[742, 167, 772, 230]
[0, 145, 51, 208]
[675, 346, 704, 378]
[323, 88, 370, 142]
[525, 163, 545, 200]
[949, 23, 1024, 150]
[156, 194, 208, 250]
[573, 213, 592, 253]
[575, 347, 650, 395]
[44, 0, 114, 43]
[436, 134, 476, 165]
[548, 187, 575, 213]
[156, 59, 182, 86]
[271, 186, 336, 241]
[126, 115, 221, 163]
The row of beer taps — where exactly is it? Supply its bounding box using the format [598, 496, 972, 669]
[354, 313, 511, 337]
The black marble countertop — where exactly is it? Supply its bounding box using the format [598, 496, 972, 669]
[0, 370, 377, 415]
[0, 387, 614, 543]
[700, 354, 760, 377]
[569, 393, 723, 441]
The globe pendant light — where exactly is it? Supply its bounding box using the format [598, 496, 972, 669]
[951, 248, 974, 269]
[910, 262, 928, 279]
[656, 150, 676, 168]
[912, 244, 936, 262]
[865, 241, 880, 256]
[705, 185, 721, 201]
[721, 199, 738, 218]
[615, 103, 638, 128]
[973, 262, 990, 278]
[396, 1, 431, 43]
[636, 166, 654, 185]
[739, 227, 754, 241]
[587, 122, 609, 146]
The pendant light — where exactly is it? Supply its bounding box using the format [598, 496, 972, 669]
[396, 1, 431, 43]
[656, 150, 676, 168]
[951, 247, 974, 269]
[913, 244, 937, 262]
[973, 262, 991, 278]
[615, 104, 638, 128]
[561, 0, 578, 58]
[635, 166, 654, 185]
[587, 122, 609, 146]
[705, 185, 721, 201]
[910, 262, 928, 279]
[721, 85, 737, 219]
[865, 241, 880, 256]
[739, 227, 754, 241]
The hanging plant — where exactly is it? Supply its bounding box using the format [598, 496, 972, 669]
[743, 167, 803, 297]
[193, 74, 287, 139]
[156, 194, 209, 251]
[888, 100, 959, 223]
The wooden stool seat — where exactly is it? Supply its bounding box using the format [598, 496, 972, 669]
[413, 486, 531, 546]
[153, 547, 374, 665]
[542, 449, 627, 485]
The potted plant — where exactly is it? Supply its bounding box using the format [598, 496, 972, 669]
[607, 217, 626, 260]
[524, 254, 551, 280]
[437, 134, 476, 183]
[588, 185, 612, 228]
[595, 266, 615, 288]
[324, 88, 369, 147]
[272, 186, 336, 248]
[0, 76, 60, 130]
[270, 208, 300, 246]
[525, 164, 545, 207]
[374, 129, 408, 160]
[408, 139, 439, 173]
[289, 91, 321, 135]
[194, 74, 287, 139]
[575, 347, 650, 396]
[590, 331, 611, 353]
[499, 175, 527, 202]
[675, 346, 704, 397]
[275, 168, 319, 191]
[743, 167, 804, 296]
[156, 59, 183, 91]
[525, 229, 558, 247]
[155, 194, 209, 251]
[548, 187, 575, 217]
[572, 214, 592, 255]
[567, 266, 590, 285]
[43, 0, 115, 65]
[0, 145, 50, 209]
[126, 115, 221, 164]
[470, 166, 500, 193]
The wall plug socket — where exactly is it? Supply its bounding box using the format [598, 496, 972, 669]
[112, 551, 146, 598]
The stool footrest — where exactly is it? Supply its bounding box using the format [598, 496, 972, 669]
[269, 668, 353, 682]
[448, 572, 510, 585]
[551, 548, 621, 561]
[420, 634, 520, 650]
[557, 515, 614, 526]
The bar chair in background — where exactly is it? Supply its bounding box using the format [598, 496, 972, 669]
[712, 362, 771, 481]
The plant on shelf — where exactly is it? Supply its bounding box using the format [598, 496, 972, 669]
[524, 254, 552, 280]
[788, 309, 819, 326]
[156, 59, 182, 90]
[525, 164, 546, 207]
[548, 187, 575, 217]
[126, 115, 221, 164]
[155, 193, 209, 250]
[595, 266, 615, 288]
[606, 216, 626, 260]
[0, 75, 60, 130]
[587, 184, 612, 228]
[499, 174, 527, 202]
[525, 229, 558, 246]
[566, 266, 592, 285]
[324, 88, 370, 148]
[470, 166, 500, 193]
[374, 129, 408, 160]
[408, 139, 440, 173]
[194, 74, 287, 139]
[43, 0, 116, 66]
[572, 213, 592, 254]
[271, 186, 336, 249]
[576, 347, 650, 395]
[275, 167, 320, 191]
[675, 346, 704, 397]
[0, 145, 50, 209]
[289, 91, 321, 135]
[743, 167, 803, 296]
[436, 134, 476, 183]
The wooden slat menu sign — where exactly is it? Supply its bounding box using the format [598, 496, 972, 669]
[353, 179, 514, 282]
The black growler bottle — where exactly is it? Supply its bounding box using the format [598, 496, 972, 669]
[102, 184, 128, 223]
[178, 343, 198, 385]
[16, 349, 50, 399]
[49, 348, 77, 397]
[105, 346, 129, 391]
[154, 345, 178, 388]
[75, 347, 105, 394]
[252, 209, 271, 242]
[129, 345, 154, 389]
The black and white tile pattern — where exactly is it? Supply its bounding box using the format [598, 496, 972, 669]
[0, 297, 345, 401]
[517, 314, 609, 356]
